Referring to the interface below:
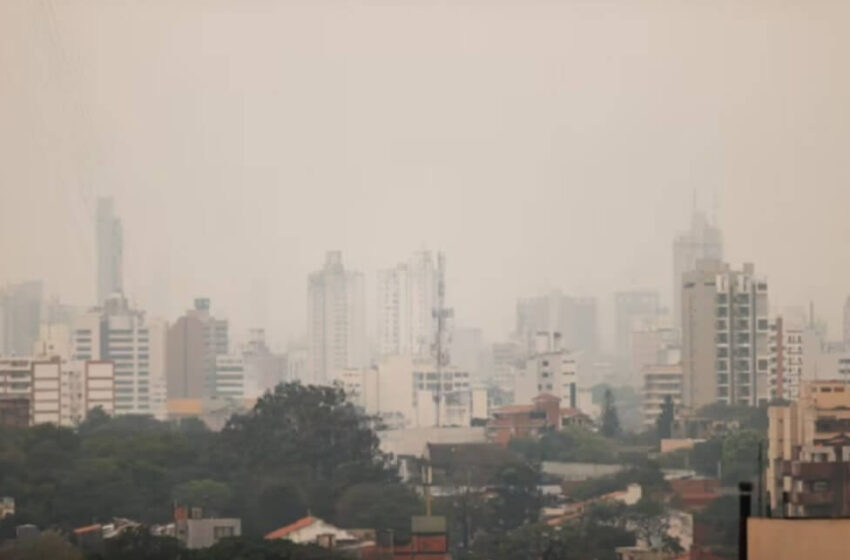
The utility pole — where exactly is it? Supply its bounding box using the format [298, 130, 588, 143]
[432, 252, 453, 427]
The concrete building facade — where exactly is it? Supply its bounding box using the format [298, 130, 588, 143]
[72, 295, 167, 419]
[642, 364, 683, 428]
[672, 211, 723, 337]
[376, 250, 437, 358]
[308, 252, 366, 385]
[768, 381, 850, 517]
[681, 260, 770, 409]
[166, 298, 229, 400]
[96, 196, 123, 305]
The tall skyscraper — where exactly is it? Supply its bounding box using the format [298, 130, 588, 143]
[681, 260, 770, 409]
[96, 196, 123, 304]
[516, 291, 598, 356]
[0, 280, 43, 356]
[308, 251, 366, 385]
[673, 211, 723, 336]
[72, 294, 167, 419]
[376, 250, 438, 357]
[614, 290, 661, 374]
[165, 298, 228, 399]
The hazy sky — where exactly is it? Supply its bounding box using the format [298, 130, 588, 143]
[2, 0, 849, 350]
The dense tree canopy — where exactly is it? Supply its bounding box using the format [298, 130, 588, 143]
[0, 383, 396, 536]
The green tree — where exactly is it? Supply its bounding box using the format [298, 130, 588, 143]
[334, 483, 422, 535]
[0, 531, 83, 560]
[173, 479, 233, 515]
[219, 383, 395, 519]
[601, 389, 620, 438]
[655, 395, 674, 441]
[721, 429, 764, 484]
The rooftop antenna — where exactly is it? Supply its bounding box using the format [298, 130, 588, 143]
[432, 252, 453, 427]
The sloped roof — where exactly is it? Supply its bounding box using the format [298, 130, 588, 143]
[265, 516, 317, 540]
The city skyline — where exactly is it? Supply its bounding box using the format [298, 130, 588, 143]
[3, 1, 850, 349]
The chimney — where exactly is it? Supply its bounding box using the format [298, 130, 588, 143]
[739, 481, 753, 560]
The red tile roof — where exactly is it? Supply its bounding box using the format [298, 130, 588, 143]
[74, 524, 102, 535]
[265, 516, 317, 540]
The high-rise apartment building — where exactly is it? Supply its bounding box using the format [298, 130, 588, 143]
[0, 281, 43, 357]
[166, 298, 229, 399]
[308, 251, 366, 385]
[681, 260, 770, 409]
[96, 197, 123, 304]
[516, 291, 598, 357]
[376, 250, 438, 357]
[769, 317, 806, 401]
[614, 290, 661, 376]
[673, 212, 723, 336]
[72, 294, 167, 419]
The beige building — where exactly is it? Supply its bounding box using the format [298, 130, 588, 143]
[767, 380, 850, 517]
[748, 518, 850, 560]
[642, 364, 683, 428]
[681, 260, 770, 409]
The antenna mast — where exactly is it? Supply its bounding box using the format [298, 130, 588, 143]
[432, 252, 453, 426]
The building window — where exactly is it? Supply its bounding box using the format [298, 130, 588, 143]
[213, 526, 235, 539]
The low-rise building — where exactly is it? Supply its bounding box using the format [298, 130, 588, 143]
[768, 380, 850, 517]
[643, 364, 683, 428]
[486, 393, 591, 446]
[174, 507, 241, 550]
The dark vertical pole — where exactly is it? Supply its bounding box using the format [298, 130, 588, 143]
[757, 442, 764, 516]
[739, 481, 753, 560]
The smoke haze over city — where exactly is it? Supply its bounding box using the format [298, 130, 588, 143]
[3, 0, 850, 348]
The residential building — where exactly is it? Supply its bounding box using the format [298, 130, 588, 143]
[174, 508, 241, 550]
[166, 298, 228, 400]
[491, 339, 525, 401]
[642, 364, 683, 428]
[96, 196, 123, 304]
[0, 397, 29, 428]
[364, 355, 472, 428]
[376, 250, 438, 358]
[32, 323, 72, 361]
[486, 393, 591, 446]
[769, 316, 805, 401]
[308, 251, 366, 385]
[72, 294, 167, 419]
[242, 328, 286, 397]
[767, 380, 850, 517]
[630, 317, 679, 388]
[672, 211, 723, 336]
[516, 291, 598, 357]
[614, 290, 661, 375]
[265, 516, 361, 547]
[0, 357, 114, 426]
[0, 280, 43, 356]
[681, 260, 770, 409]
[214, 354, 245, 399]
[514, 331, 579, 407]
[747, 517, 850, 560]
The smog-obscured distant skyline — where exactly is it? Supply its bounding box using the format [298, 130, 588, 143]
[2, 0, 850, 347]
